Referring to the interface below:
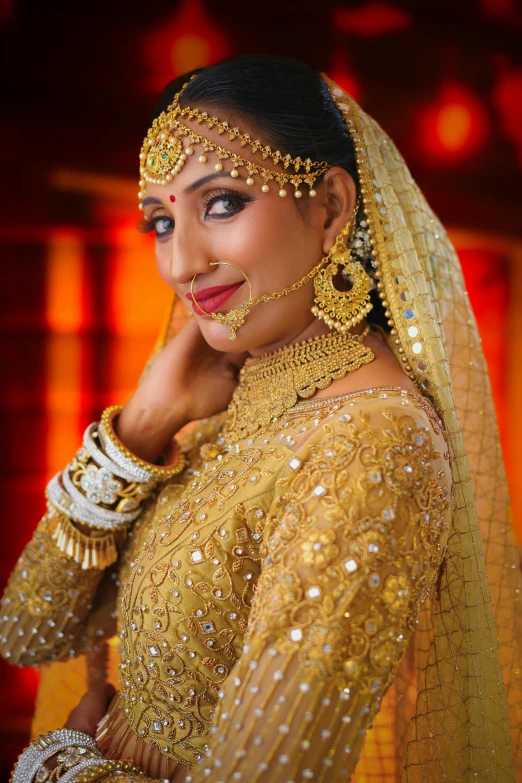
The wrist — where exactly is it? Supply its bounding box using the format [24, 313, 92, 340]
[115, 402, 189, 464]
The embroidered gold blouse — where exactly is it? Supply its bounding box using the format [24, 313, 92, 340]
[0, 387, 452, 783]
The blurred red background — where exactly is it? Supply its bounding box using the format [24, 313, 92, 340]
[1, 0, 522, 776]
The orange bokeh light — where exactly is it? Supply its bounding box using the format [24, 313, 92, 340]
[417, 80, 489, 162]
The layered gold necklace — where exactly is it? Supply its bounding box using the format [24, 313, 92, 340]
[223, 327, 375, 442]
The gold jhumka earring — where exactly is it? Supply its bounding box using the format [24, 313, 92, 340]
[312, 199, 374, 332]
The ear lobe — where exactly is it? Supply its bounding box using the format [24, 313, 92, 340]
[320, 168, 357, 255]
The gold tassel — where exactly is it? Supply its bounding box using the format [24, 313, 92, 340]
[51, 516, 118, 570]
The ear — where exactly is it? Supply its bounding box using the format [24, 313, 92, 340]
[319, 168, 357, 255]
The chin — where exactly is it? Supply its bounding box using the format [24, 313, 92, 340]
[198, 321, 265, 354]
[198, 322, 247, 352]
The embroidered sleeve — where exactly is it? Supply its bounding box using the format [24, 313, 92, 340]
[189, 401, 452, 783]
[0, 494, 158, 668]
[0, 416, 220, 670]
[0, 509, 126, 667]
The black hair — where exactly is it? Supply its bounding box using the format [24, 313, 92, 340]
[153, 55, 388, 331]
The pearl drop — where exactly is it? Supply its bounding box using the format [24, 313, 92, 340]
[199, 155, 207, 164]
[261, 184, 269, 193]
[279, 189, 287, 198]
[309, 189, 317, 197]
[231, 170, 239, 178]
[186, 147, 194, 156]
[246, 177, 254, 186]
[215, 163, 223, 171]
[294, 190, 302, 198]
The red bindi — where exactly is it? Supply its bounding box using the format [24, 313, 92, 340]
[169, 195, 176, 202]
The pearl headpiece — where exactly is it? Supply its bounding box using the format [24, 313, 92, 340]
[138, 75, 330, 206]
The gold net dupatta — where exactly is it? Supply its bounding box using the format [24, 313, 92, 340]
[154, 82, 522, 780]
[322, 79, 522, 780]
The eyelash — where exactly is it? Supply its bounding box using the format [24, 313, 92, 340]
[138, 189, 253, 238]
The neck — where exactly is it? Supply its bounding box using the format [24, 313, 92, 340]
[248, 317, 368, 358]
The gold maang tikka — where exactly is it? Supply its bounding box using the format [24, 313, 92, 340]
[138, 74, 329, 204]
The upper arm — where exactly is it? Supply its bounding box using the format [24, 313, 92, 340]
[251, 399, 452, 685]
[188, 397, 453, 782]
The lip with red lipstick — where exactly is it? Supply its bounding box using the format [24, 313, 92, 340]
[186, 282, 244, 315]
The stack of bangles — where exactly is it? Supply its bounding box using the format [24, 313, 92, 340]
[10, 728, 161, 782]
[45, 405, 186, 570]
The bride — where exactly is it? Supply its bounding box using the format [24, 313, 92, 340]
[3, 55, 521, 783]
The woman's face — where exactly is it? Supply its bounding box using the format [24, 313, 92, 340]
[141, 112, 355, 355]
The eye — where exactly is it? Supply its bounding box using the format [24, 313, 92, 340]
[205, 191, 251, 218]
[137, 215, 173, 238]
[152, 215, 174, 237]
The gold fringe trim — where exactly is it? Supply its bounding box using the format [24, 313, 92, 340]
[51, 515, 118, 570]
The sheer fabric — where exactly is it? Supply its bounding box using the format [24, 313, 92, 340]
[322, 78, 522, 780]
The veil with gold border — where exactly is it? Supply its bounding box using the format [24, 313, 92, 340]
[31, 77, 522, 781]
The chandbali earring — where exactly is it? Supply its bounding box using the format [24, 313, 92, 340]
[191, 261, 253, 341]
[311, 201, 374, 333]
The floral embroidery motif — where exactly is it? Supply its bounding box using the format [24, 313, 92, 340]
[382, 573, 410, 615]
[300, 529, 339, 568]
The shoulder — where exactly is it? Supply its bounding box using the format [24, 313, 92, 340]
[264, 388, 453, 567]
[291, 387, 448, 457]
[274, 387, 452, 514]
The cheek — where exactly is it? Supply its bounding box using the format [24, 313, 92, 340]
[213, 204, 311, 277]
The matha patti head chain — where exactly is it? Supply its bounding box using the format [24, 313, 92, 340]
[138, 75, 376, 340]
[138, 74, 329, 201]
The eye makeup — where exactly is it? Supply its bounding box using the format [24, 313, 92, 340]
[138, 188, 254, 238]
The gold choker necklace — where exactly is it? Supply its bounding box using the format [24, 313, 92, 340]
[223, 328, 375, 442]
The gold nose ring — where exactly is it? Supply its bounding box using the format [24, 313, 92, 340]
[190, 261, 252, 317]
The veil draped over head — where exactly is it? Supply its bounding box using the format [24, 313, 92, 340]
[30, 76, 522, 781]
[156, 77, 522, 781]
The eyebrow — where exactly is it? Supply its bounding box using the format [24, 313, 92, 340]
[141, 173, 239, 209]
[183, 172, 236, 195]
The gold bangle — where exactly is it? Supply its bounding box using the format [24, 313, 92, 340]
[100, 405, 187, 481]
[74, 759, 145, 781]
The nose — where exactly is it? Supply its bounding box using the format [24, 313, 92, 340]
[165, 223, 213, 288]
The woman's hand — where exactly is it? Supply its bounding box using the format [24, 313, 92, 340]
[65, 683, 116, 738]
[116, 318, 247, 463]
